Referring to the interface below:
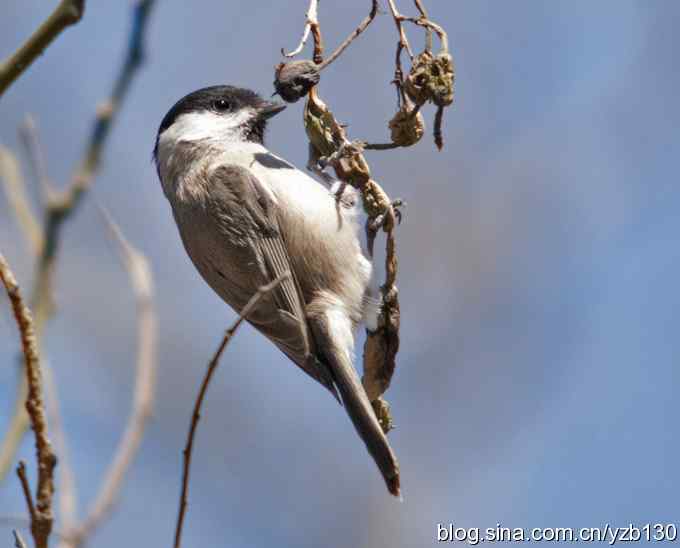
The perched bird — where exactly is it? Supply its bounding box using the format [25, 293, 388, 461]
[154, 85, 400, 496]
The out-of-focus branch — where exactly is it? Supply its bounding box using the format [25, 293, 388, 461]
[42, 362, 78, 538]
[19, 116, 52, 206]
[173, 273, 291, 548]
[0, 147, 41, 254]
[0, 0, 156, 485]
[13, 529, 28, 548]
[0, 0, 85, 97]
[58, 211, 157, 548]
[0, 254, 57, 548]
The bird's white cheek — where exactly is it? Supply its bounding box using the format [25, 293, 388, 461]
[161, 109, 255, 145]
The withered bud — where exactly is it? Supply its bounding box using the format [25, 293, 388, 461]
[274, 60, 320, 103]
[389, 107, 425, 147]
[304, 97, 336, 157]
[404, 51, 455, 108]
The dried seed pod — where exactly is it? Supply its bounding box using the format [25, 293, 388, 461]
[389, 107, 425, 147]
[274, 60, 320, 103]
[404, 51, 455, 108]
[404, 51, 434, 105]
[430, 53, 455, 107]
[303, 96, 336, 157]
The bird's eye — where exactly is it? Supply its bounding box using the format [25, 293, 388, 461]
[212, 99, 231, 111]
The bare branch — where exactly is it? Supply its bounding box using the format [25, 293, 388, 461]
[0, 0, 156, 485]
[413, 0, 433, 52]
[13, 530, 28, 548]
[58, 210, 157, 548]
[282, 0, 320, 61]
[18, 115, 52, 204]
[317, 0, 379, 71]
[0, 146, 41, 254]
[173, 273, 291, 548]
[402, 15, 449, 53]
[16, 462, 36, 523]
[42, 362, 78, 536]
[0, 0, 85, 97]
[0, 254, 57, 548]
[434, 105, 444, 150]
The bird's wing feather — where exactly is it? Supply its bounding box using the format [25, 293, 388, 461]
[205, 164, 337, 395]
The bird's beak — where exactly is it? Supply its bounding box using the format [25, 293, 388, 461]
[258, 101, 287, 119]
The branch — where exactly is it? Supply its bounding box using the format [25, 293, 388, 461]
[13, 530, 28, 548]
[0, 0, 85, 97]
[317, 0, 378, 71]
[173, 273, 291, 548]
[282, 0, 322, 64]
[0, 146, 41, 254]
[58, 210, 157, 548]
[18, 116, 52, 206]
[0, 254, 57, 548]
[0, 0, 156, 485]
[413, 0, 433, 52]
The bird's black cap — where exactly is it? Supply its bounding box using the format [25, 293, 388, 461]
[154, 85, 285, 159]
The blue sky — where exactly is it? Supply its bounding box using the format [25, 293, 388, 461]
[1, 2, 679, 546]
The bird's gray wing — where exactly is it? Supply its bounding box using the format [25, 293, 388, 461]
[205, 164, 337, 395]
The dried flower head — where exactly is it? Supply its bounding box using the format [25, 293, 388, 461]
[274, 60, 320, 103]
[388, 107, 425, 147]
[404, 51, 455, 107]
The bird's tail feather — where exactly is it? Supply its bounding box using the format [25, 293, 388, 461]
[327, 349, 401, 497]
[310, 307, 400, 497]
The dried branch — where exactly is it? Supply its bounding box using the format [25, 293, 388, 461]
[173, 273, 291, 548]
[0, 147, 41, 254]
[0, 254, 57, 548]
[57, 211, 157, 548]
[18, 116, 52, 205]
[13, 530, 28, 548]
[0, 0, 85, 97]
[42, 362, 78, 537]
[0, 0, 156, 485]
[413, 0, 433, 52]
[386, 0, 414, 105]
[317, 0, 379, 71]
[282, 0, 323, 64]
[16, 462, 36, 523]
[402, 15, 449, 53]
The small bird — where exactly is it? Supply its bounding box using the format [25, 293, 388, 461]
[154, 85, 400, 496]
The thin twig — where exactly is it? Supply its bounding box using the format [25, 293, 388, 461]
[413, 0, 432, 52]
[0, 0, 156, 485]
[386, 0, 414, 59]
[0, 254, 57, 548]
[282, 0, 320, 61]
[402, 15, 449, 53]
[42, 361, 78, 537]
[363, 142, 402, 151]
[13, 530, 28, 548]
[173, 273, 291, 548]
[18, 115, 52, 204]
[16, 462, 36, 523]
[58, 210, 157, 548]
[0, 147, 41, 254]
[317, 0, 379, 71]
[386, 0, 413, 106]
[0, 0, 85, 97]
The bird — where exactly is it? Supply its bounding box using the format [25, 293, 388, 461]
[153, 85, 400, 496]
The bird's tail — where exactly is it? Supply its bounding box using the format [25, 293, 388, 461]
[311, 307, 401, 497]
[328, 349, 401, 497]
